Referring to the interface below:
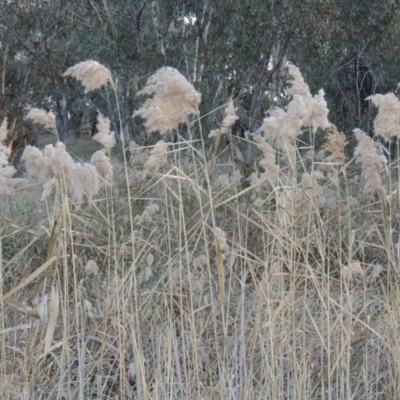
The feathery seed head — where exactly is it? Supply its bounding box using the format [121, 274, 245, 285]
[252, 134, 280, 177]
[221, 100, 239, 129]
[44, 142, 75, 189]
[304, 89, 330, 132]
[145, 140, 170, 172]
[85, 259, 99, 276]
[342, 261, 364, 281]
[209, 99, 239, 138]
[63, 60, 115, 93]
[214, 227, 229, 260]
[134, 203, 160, 224]
[261, 104, 301, 164]
[93, 113, 115, 153]
[21, 145, 44, 179]
[0, 118, 17, 186]
[91, 150, 113, 184]
[22, 142, 75, 199]
[214, 174, 231, 189]
[366, 93, 400, 141]
[324, 125, 347, 163]
[133, 67, 201, 135]
[369, 264, 383, 282]
[287, 64, 310, 98]
[26, 108, 56, 131]
[286, 64, 330, 132]
[0, 118, 8, 142]
[353, 128, 387, 195]
[22, 142, 112, 201]
[71, 163, 99, 202]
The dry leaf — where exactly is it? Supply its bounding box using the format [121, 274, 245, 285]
[44, 286, 59, 356]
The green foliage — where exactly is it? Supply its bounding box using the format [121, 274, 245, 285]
[1, 0, 399, 145]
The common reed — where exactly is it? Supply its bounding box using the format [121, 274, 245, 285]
[133, 66, 201, 135]
[353, 128, 387, 195]
[63, 60, 116, 93]
[367, 92, 400, 142]
[208, 99, 239, 138]
[25, 108, 56, 131]
[2, 61, 400, 400]
[21, 141, 112, 202]
[92, 113, 116, 155]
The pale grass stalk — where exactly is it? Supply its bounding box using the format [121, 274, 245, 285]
[111, 71, 148, 397]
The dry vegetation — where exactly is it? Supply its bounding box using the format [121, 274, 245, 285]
[1, 61, 400, 399]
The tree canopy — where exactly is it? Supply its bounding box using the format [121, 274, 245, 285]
[1, 0, 400, 145]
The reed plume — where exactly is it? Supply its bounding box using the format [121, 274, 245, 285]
[22, 142, 113, 202]
[26, 108, 56, 131]
[145, 140, 170, 172]
[0, 118, 17, 189]
[323, 125, 347, 164]
[63, 60, 116, 93]
[341, 261, 364, 281]
[353, 128, 387, 195]
[209, 99, 239, 138]
[93, 113, 116, 154]
[248, 134, 280, 193]
[134, 203, 159, 224]
[261, 64, 329, 165]
[366, 93, 400, 142]
[90, 150, 113, 185]
[321, 124, 347, 189]
[286, 64, 330, 133]
[133, 67, 201, 135]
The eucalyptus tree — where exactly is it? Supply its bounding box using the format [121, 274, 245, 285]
[1, 0, 400, 148]
[1, 0, 81, 142]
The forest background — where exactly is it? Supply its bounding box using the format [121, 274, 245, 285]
[2, 0, 400, 147]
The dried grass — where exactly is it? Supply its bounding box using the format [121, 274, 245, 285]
[2, 62, 400, 399]
[21, 141, 113, 202]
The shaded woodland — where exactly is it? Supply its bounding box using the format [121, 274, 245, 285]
[1, 0, 400, 146]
